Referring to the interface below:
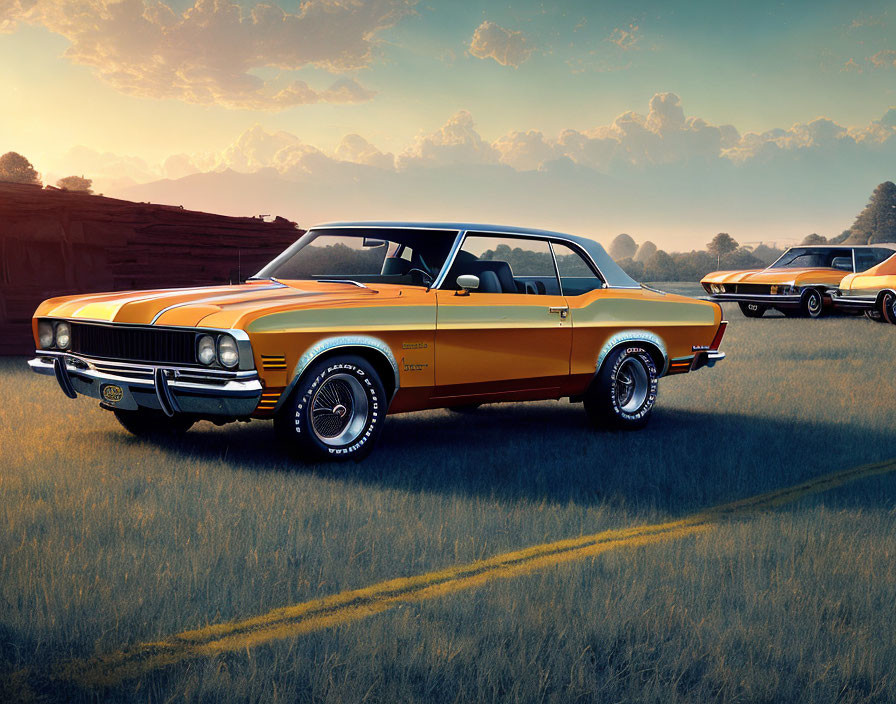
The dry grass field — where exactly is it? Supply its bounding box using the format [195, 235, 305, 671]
[2, 287, 895, 703]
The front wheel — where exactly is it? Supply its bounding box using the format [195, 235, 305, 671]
[881, 291, 896, 325]
[864, 309, 884, 322]
[113, 409, 194, 437]
[274, 355, 386, 462]
[801, 289, 825, 318]
[584, 346, 658, 430]
[738, 302, 767, 318]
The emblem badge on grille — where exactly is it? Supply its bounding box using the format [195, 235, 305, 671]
[101, 384, 124, 403]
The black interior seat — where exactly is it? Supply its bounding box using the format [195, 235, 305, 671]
[381, 257, 411, 276]
[476, 270, 502, 293]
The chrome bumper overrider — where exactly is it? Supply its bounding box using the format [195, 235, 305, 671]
[691, 350, 725, 371]
[28, 351, 262, 417]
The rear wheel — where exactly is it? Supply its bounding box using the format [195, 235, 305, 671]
[113, 409, 194, 437]
[738, 302, 767, 318]
[881, 291, 896, 325]
[801, 289, 825, 318]
[584, 346, 658, 430]
[274, 355, 385, 462]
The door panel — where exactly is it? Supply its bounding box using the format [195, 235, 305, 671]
[434, 290, 572, 394]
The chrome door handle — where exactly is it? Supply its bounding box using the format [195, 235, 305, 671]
[548, 306, 569, 319]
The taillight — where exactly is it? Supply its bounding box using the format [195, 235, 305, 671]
[709, 321, 728, 351]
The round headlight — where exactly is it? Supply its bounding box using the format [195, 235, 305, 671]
[55, 322, 71, 349]
[38, 320, 54, 349]
[197, 334, 216, 365]
[217, 335, 239, 368]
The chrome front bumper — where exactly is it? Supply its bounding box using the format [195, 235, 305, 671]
[28, 351, 263, 418]
[703, 292, 803, 306]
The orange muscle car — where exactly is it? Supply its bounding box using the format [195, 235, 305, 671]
[701, 245, 896, 318]
[30, 222, 727, 461]
[830, 244, 896, 323]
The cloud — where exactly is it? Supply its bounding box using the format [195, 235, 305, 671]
[335, 134, 394, 169]
[841, 58, 863, 73]
[492, 130, 558, 171]
[111, 98, 896, 250]
[0, 0, 412, 110]
[608, 24, 640, 51]
[869, 50, 896, 69]
[468, 20, 533, 68]
[399, 110, 500, 167]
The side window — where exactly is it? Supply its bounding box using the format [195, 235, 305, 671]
[445, 235, 561, 294]
[551, 242, 605, 295]
[856, 248, 896, 272]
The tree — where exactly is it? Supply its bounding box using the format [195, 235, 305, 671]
[56, 175, 93, 194]
[844, 181, 896, 244]
[801, 233, 827, 245]
[707, 232, 738, 267]
[750, 243, 783, 266]
[608, 233, 637, 260]
[633, 240, 657, 263]
[644, 250, 676, 281]
[0, 152, 40, 185]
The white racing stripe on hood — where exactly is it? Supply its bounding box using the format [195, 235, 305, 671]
[149, 283, 289, 324]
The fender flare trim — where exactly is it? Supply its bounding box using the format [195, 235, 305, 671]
[595, 330, 669, 377]
[276, 335, 400, 412]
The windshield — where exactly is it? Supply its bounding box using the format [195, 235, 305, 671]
[254, 228, 458, 286]
[769, 247, 854, 271]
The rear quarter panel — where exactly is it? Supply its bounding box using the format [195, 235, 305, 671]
[566, 288, 721, 386]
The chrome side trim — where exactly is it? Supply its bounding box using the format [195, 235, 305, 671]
[595, 330, 669, 377]
[277, 336, 401, 412]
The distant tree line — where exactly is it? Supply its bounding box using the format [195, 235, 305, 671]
[0, 151, 93, 193]
[608, 232, 784, 282]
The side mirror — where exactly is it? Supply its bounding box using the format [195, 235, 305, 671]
[456, 274, 480, 294]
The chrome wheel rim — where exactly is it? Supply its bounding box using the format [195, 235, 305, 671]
[310, 374, 369, 446]
[615, 358, 649, 413]
[885, 294, 896, 323]
[807, 292, 821, 315]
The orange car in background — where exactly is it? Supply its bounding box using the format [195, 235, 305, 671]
[701, 245, 896, 318]
[30, 222, 727, 461]
[831, 244, 896, 323]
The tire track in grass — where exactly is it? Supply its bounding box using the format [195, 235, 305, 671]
[45, 457, 896, 690]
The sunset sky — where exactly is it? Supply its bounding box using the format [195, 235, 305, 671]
[2, 0, 895, 247]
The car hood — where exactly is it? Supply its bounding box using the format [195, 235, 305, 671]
[34, 279, 394, 329]
[702, 267, 848, 286]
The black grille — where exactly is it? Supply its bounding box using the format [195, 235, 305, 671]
[732, 284, 772, 294]
[70, 323, 196, 365]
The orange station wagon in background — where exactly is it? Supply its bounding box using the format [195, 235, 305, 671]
[831, 244, 896, 323]
[30, 223, 727, 461]
[701, 245, 896, 319]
